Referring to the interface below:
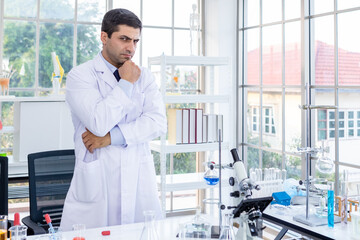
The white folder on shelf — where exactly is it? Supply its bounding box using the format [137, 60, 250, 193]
[182, 109, 190, 144]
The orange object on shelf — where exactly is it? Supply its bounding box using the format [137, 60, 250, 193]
[0, 78, 10, 95]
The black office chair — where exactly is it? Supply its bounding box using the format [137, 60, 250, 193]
[22, 150, 75, 235]
[0, 156, 8, 216]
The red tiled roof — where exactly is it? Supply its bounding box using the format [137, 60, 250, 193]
[247, 41, 360, 85]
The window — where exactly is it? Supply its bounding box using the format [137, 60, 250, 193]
[239, 0, 360, 186]
[1, 0, 203, 214]
[251, 106, 276, 135]
[317, 109, 360, 140]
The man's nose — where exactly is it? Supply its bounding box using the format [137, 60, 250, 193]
[126, 41, 136, 52]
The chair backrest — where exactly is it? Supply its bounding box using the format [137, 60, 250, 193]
[28, 150, 75, 227]
[0, 156, 8, 215]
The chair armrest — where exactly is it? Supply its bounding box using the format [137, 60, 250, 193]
[22, 216, 47, 235]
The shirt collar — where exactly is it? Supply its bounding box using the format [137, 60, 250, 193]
[99, 51, 118, 74]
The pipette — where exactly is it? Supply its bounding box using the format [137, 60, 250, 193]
[45, 214, 56, 239]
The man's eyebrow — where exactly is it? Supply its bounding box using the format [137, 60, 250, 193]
[119, 35, 140, 41]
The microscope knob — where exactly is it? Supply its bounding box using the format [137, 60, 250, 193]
[220, 205, 226, 210]
[230, 191, 240, 198]
[229, 177, 235, 186]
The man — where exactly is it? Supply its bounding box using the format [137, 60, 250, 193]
[60, 8, 167, 230]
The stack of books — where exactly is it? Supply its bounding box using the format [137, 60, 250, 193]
[168, 108, 223, 144]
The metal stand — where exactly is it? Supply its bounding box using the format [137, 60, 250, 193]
[293, 83, 337, 226]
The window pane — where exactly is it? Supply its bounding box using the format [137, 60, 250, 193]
[338, 11, 360, 86]
[318, 110, 326, 120]
[174, 30, 192, 56]
[311, 0, 334, 15]
[245, 28, 260, 85]
[3, 20, 36, 88]
[262, 151, 281, 169]
[78, 0, 106, 23]
[285, 155, 301, 180]
[77, 24, 102, 65]
[338, 0, 360, 11]
[262, 24, 282, 85]
[246, 146, 259, 169]
[174, 0, 199, 28]
[339, 111, 344, 119]
[142, 28, 171, 67]
[263, 89, 281, 149]
[285, 88, 301, 152]
[244, 0, 259, 27]
[246, 88, 260, 146]
[285, 21, 301, 85]
[348, 111, 354, 119]
[311, 16, 334, 85]
[39, 23, 74, 88]
[40, 0, 75, 21]
[143, 0, 172, 27]
[285, 0, 300, 20]
[318, 121, 326, 128]
[4, 0, 36, 18]
[113, 0, 141, 18]
[262, 0, 282, 24]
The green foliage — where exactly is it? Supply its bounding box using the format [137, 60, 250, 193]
[152, 151, 196, 175]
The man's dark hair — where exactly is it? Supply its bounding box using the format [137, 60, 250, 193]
[101, 8, 142, 38]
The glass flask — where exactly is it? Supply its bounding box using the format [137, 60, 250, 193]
[316, 142, 334, 174]
[139, 210, 159, 240]
[316, 152, 334, 174]
[219, 214, 235, 240]
[204, 163, 219, 185]
[181, 207, 212, 238]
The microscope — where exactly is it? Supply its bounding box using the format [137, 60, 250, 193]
[228, 148, 273, 240]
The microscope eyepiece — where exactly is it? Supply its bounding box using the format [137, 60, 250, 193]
[230, 148, 242, 163]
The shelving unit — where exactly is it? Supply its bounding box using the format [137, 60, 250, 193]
[148, 54, 234, 215]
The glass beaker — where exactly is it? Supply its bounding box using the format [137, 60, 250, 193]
[139, 210, 159, 240]
[9, 225, 28, 240]
[204, 163, 219, 185]
[0, 215, 8, 240]
[219, 214, 235, 240]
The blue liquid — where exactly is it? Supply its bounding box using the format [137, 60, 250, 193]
[204, 176, 219, 185]
[328, 190, 334, 228]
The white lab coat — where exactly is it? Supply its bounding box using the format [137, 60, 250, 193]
[60, 53, 167, 231]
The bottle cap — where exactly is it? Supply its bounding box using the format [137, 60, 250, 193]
[44, 214, 51, 224]
[14, 212, 20, 226]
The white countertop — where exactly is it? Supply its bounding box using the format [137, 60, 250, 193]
[264, 205, 357, 240]
[26, 215, 206, 240]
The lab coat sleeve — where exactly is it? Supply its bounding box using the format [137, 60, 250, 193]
[118, 70, 167, 145]
[66, 63, 136, 137]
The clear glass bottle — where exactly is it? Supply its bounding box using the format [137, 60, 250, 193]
[219, 214, 235, 240]
[139, 210, 159, 240]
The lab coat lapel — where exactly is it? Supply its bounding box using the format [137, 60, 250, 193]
[94, 54, 118, 89]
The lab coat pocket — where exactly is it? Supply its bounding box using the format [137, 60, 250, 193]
[73, 160, 104, 203]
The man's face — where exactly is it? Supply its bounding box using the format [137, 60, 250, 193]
[101, 24, 140, 68]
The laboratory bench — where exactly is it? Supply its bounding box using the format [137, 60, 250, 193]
[21, 208, 356, 240]
[263, 205, 356, 240]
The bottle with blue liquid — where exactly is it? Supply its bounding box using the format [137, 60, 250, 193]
[203, 163, 219, 185]
[328, 183, 334, 228]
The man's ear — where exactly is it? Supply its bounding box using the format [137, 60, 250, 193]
[100, 31, 108, 45]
